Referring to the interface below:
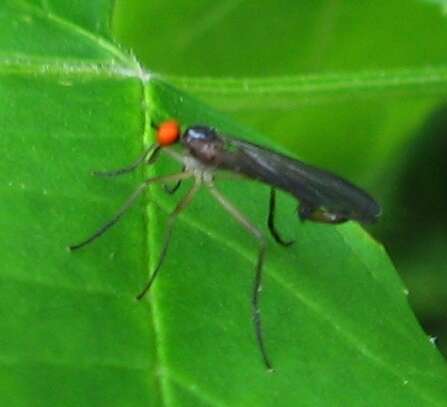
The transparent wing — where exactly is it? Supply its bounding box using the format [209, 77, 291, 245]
[219, 136, 381, 223]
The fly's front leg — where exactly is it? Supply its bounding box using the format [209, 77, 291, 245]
[68, 171, 193, 251]
[163, 165, 185, 194]
[92, 144, 161, 177]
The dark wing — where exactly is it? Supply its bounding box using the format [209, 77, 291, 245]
[217, 136, 381, 223]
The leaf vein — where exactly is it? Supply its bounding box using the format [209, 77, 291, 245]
[12, 0, 131, 64]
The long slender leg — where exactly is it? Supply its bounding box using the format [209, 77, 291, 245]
[93, 145, 161, 177]
[207, 183, 272, 371]
[136, 178, 201, 299]
[164, 165, 185, 194]
[68, 172, 193, 251]
[268, 188, 294, 247]
[164, 179, 182, 194]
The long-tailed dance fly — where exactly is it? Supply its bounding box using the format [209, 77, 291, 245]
[69, 119, 381, 371]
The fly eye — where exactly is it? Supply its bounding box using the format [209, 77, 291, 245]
[156, 120, 181, 146]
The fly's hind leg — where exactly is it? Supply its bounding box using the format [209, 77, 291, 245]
[207, 183, 273, 372]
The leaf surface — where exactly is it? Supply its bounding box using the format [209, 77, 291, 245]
[1, 1, 447, 406]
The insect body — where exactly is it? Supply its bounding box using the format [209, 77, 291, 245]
[181, 125, 381, 224]
[70, 119, 381, 371]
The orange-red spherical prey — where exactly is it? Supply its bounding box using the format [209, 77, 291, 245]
[156, 119, 181, 146]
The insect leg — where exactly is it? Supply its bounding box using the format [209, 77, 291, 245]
[163, 165, 185, 194]
[136, 177, 201, 300]
[267, 188, 295, 247]
[68, 171, 193, 251]
[93, 144, 161, 177]
[207, 183, 273, 371]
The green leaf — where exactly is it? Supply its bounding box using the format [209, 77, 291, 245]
[1, 1, 157, 406]
[113, 0, 447, 363]
[2, 1, 447, 407]
[147, 80, 447, 405]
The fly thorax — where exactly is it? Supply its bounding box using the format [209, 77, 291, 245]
[182, 126, 225, 166]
